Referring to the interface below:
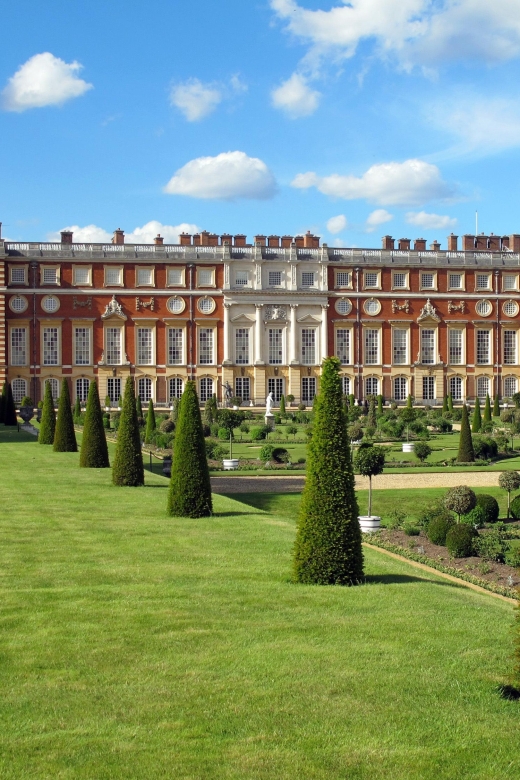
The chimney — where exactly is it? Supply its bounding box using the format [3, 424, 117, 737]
[281, 235, 293, 248]
[154, 234, 164, 246]
[268, 235, 280, 248]
[234, 234, 247, 247]
[510, 234, 520, 253]
[462, 234, 474, 251]
[413, 238, 426, 251]
[382, 235, 394, 250]
[60, 230, 73, 244]
[192, 234, 201, 246]
[430, 240, 441, 251]
[199, 231, 210, 246]
[398, 238, 410, 251]
[179, 233, 192, 246]
[220, 233, 232, 246]
[254, 235, 266, 246]
[294, 235, 304, 248]
[304, 230, 315, 248]
[112, 228, 125, 245]
[488, 233, 500, 251]
[475, 233, 488, 251]
[447, 233, 458, 251]
[502, 235, 510, 250]
[208, 233, 219, 247]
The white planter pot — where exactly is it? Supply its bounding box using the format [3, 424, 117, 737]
[358, 515, 381, 533]
[402, 442, 414, 453]
[222, 458, 239, 471]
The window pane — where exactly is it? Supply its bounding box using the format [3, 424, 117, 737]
[393, 329, 407, 365]
[105, 268, 122, 285]
[421, 273, 434, 288]
[268, 329, 283, 364]
[393, 273, 406, 288]
[301, 272, 315, 287]
[107, 378, 121, 404]
[449, 273, 462, 289]
[43, 327, 58, 365]
[74, 328, 90, 365]
[342, 376, 350, 396]
[235, 271, 248, 286]
[198, 270, 213, 285]
[10, 327, 26, 366]
[301, 377, 317, 403]
[106, 328, 121, 365]
[365, 329, 379, 364]
[505, 377, 517, 397]
[422, 376, 435, 401]
[336, 329, 350, 365]
[200, 378, 214, 403]
[450, 377, 462, 401]
[235, 328, 250, 365]
[421, 329, 435, 364]
[336, 272, 351, 287]
[365, 272, 378, 288]
[476, 377, 490, 398]
[169, 377, 183, 400]
[12, 378, 27, 404]
[137, 377, 152, 402]
[301, 329, 316, 365]
[137, 269, 153, 285]
[137, 328, 153, 365]
[268, 271, 282, 286]
[449, 330, 462, 364]
[43, 268, 57, 284]
[504, 275, 517, 290]
[476, 330, 490, 364]
[504, 330, 517, 365]
[235, 377, 250, 402]
[365, 377, 378, 396]
[74, 267, 90, 285]
[168, 269, 183, 285]
[44, 378, 59, 400]
[393, 377, 407, 401]
[168, 329, 183, 365]
[199, 328, 213, 364]
[11, 268, 26, 283]
[76, 378, 90, 403]
[267, 378, 284, 402]
[476, 274, 490, 290]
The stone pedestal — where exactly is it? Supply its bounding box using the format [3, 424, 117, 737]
[265, 413, 275, 430]
[402, 442, 414, 453]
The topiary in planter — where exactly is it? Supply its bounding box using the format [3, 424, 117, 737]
[427, 514, 455, 545]
[446, 524, 476, 558]
[475, 493, 499, 524]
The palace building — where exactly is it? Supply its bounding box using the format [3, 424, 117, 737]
[1, 227, 520, 407]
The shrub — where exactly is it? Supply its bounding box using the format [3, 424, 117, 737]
[499, 471, 520, 518]
[348, 423, 363, 441]
[510, 494, 520, 520]
[413, 441, 432, 463]
[144, 399, 156, 444]
[403, 523, 421, 536]
[218, 427, 231, 441]
[279, 395, 286, 416]
[53, 379, 77, 452]
[472, 397, 482, 433]
[444, 485, 477, 522]
[457, 405, 475, 462]
[239, 422, 250, 436]
[38, 381, 56, 444]
[446, 524, 476, 557]
[461, 505, 487, 529]
[79, 380, 110, 468]
[272, 446, 289, 463]
[102, 413, 110, 430]
[20, 395, 33, 408]
[474, 525, 510, 562]
[297, 403, 306, 411]
[160, 418, 175, 433]
[427, 515, 455, 545]
[250, 426, 267, 441]
[259, 444, 274, 461]
[475, 493, 500, 524]
[385, 508, 406, 529]
[432, 417, 452, 433]
[210, 422, 219, 438]
[112, 377, 144, 487]
[473, 436, 498, 460]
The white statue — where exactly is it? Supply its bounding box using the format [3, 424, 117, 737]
[265, 392, 274, 416]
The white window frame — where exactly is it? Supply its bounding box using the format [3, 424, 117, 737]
[393, 376, 407, 401]
[235, 377, 250, 402]
[137, 377, 153, 403]
[420, 272, 437, 291]
[364, 328, 380, 365]
[268, 377, 285, 403]
[166, 267, 186, 287]
[199, 377, 214, 403]
[73, 326, 92, 366]
[341, 376, 351, 396]
[104, 266, 123, 287]
[392, 328, 408, 366]
[449, 376, 463, 401]
[40, 266, 60, 286]
[12, 378, 28, 404]
[503, 329, 517, 365]
[301, 377, 317, 403]
[9, 265, 28, 286]
[235, 327, 250, 365]
[72, 265, 92, 287]
[10, 326, 27, 366]
[198, 327, 215, 365]
[167, 328, 184, 366]
[504, 376, 518, 398]
[476, 329, 492, 365]
[42, 326, 60, 366]
[196, 267, 216, 288]
[136, 326, 154, 366]
[503, 273, 519, 292]
[136, 266, 155, 287]
[335, 328, 351, 365]
[168, 377, 184, 401]
[335, 271, 352, 289]
[448, 272, 464, 291]
[475, 272, 492, 292]
[44, 377, 59, 401]
[422, 376, 436, 401]
[75, 378, 90, 404]
[365, 377, 379, 396]
[301, 271, 316, 289]
[420, 328, 436, 365]
[234, 270, 250, 288]
[392, 271, 409, 290]
[268, 270, 283, 288]
[268, 328, 284, 365]
[448, 328, 464, 366]
[105, 326, 123, 366]
[107, 377, 122, 405]
[301, 328, 317, 365]
[476, 376, 491, 399]
[364, 271, 381, 290]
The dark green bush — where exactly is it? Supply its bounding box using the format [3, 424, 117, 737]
[403, 523, 421, 536]
[475, 493, 500, 524]
[79, 380, 110, 468]
[427, 514, 455, 545]
[474, 525, 510, 562]
[510, 494, 520, 520]
[461, 505, 487, 529]
[205, 440, 226, 460]
[272, 446, 289, 463]
[53, 379, 77, 452]
[250, 426, 268, 441]
[210, 422, 219, 437]
[218, 427, 231, 441]
[446, 524, 476, 558]
[160, 418, 175, 433]
[112, 376, 144, 487]
[103, 413, 111, 430]
[259, 444, 274, 461]
[38, 382, 56, 444]
[473, 436, 498, 460]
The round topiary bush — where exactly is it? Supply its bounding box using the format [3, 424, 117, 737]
[272, 446, 289, 463]
[259, 444, 274, 461]
[160, 418, 175, 433]
[218, 427, 230, 441]
[427, 515, 455, 545]
[250, 426, 267, 441]
[445, 524, 476, 558]
[475, 493, 500, 524]
[510, 494, 520, 520]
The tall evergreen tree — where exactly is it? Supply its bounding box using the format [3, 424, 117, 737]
[377, 394, 384, 415]
[38, 382, 56, 444]
[0, 381, 7, 423]
[493, 395, 500, 417]
[171, 397, 180, 425]
[112, 377, 144, 486]
[203, 394, 218, 426]
[472, 397, 482, 433]
[79, 380, 110, 468]
[442, 396, 448, 413]
[406, 394, 413, 409]
[293, 357, 364, 586]
[144, 398, 156, 444]
[53, 379, 77, 452]
[135, 394, 144, 423]
[3, 383, 18, 426]
[483, 393, 492, 424]
[367, 395, 377, 427]
[279, 394, 286, 416]
[168, 380, 212, 517]
[457, 404, 475, 462]
[73, 396, 81, 424]
[448, 394, 454, 413]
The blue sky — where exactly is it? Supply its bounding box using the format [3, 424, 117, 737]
[2, 0, 520, 247]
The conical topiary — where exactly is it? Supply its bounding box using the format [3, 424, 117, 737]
[472, 397, 482, 433]
[442, 396, 448, 413]
[280, 394, 286, 416]
[483, 393, 492, 424]
[73, 396, 82, 423]
[112, 377, 144, 486]
[79, 380, 110, 468]
[448, 394, 454, 413]
[53, 379, 77, 452]
[167, 380, 212, 518]
[0, 381, 7, 423]
[367, 395, 376, 427]
[171, 397, 180, 425]
[3, 383, 18, 426]
[135, 394, 143, 422]
[457, 404, 475, 463]
[293, 356, 364, 585]
[377, 394, 383, 415]
[144, 398, 156, 444]
[38, 382, 56, 444]
[493, 395, 500, 417]
[406, 394, 413, 409]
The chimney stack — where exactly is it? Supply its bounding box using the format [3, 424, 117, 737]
[413, 238, 426, 251]
[430, 240, 441, 251]
[447, 233, 458, 251]
[112, 228, 125, 245]
[154, 234, 164, 246]
[179, 233, 192, 246]
[382, 235, 395, 250]
[60, 230, 73, 244]
[398, 238, 410, 251]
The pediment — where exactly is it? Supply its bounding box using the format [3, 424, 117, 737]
[296, 314, 322, 323]
[230, 313, 256, 323]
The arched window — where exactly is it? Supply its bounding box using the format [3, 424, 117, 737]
[476, 376, 490, 399]
[137, 377, 152, 403]
[44, 377, 59, 401]
[169, 377, 183, 401]
[365, 377, 379, 396]
[76, 378, 90, 403]
[12, 378, 27, 404]
[449, 376, 462, 401]
[393, 376, 407, 401]
[504, 376, 518, 398]
[199, 377, 214, 403]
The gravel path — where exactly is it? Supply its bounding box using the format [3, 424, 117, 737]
[212, 471, 501, 494]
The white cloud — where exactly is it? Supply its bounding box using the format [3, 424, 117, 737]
[432, 96, 520, 156]
[2, 52, 92, 112]
[170, 79, 222, 122]
[164, 151, 277, 200]
[292, 159, 452, 206]
[406, 211, 456, 230]
[326, 214, 348, 234]
[271, 72, 321, 118]
[270, 0, 520, 71]
[47, 221, 201, 244]
[365, 209, 393, 232]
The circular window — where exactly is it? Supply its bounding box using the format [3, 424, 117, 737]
[364, 298, 381, 316]
[41, 295, 60, 313]
[197, 296, 216, 315]
[335, 298, 352, 315]
[9, 295, 28, 313]
[167, 296, 185, 314]
[475, 299, 492, 317]
[503, 300, 519, 318]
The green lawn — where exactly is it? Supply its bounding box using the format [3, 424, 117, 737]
[1, 430, 520, 778]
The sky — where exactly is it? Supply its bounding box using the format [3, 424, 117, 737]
[2, 0, 520, 248]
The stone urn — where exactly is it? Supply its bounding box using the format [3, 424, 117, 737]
[358, 516, 381, 533]
[162, 456, 172, 478]
[222, 458, 239, 470]
[19, 406, 34, 424]
[402, 442, 414, 453]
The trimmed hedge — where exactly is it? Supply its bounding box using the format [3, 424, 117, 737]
[476, 493, 500, 524]
[427, 514, 455, 546]
[510, 494, 520, 521]
[446, 524, 476, 558]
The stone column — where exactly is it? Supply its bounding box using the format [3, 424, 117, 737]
[290, 304, 298, 364]
[255, 304, 264, 364]
[223, 303, 231, 365]
[321, 304, 329, 362]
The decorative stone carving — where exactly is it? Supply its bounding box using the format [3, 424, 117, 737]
[417, 298, 440, 323]
[135, 296, 155, 311]
[391, 299, 410, 314]
[102, 295, 124, 319]
[448, 300, 465, 314]
[73, 296, 92, 310]
[265, 305, 287, 321]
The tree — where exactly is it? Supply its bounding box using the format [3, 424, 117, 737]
[499, 470, 520, 519]
[38, 382, 56, 444]
[80, 380, 110, 468]
[216, 408, 243, 437]
[355, 444, 386, 517]
[366, 395, 377, 427]
[144, 398, 156, 444]
[442, 396, 448, 413]
[168, 380, 212, 517]
[400, 406, 416, 442]
[493, 395, 500, 417]
[73, 396, 81, 423]
[457, 404, 474, 462]
[3, 383, 18, 426]
[279, 394, 286, 416]
[483, 393, 492, 424]
[444, 485, 477, 523]
[135, 394, 144, 424]
[286, 425, 298, 440]
[53, 379, 77, 452]
[414, 441, 432, 463]
[171, 397, 180, 425]
[513, 392, 520, 409]
[112, 376, 144, 486]
[293, 357, 363, 585]
[377, 394, 384, 415]
[0, 381, 6, 423]
[448, 394, 454, 414]
[406, 394, 413, 409]
[203, 394, 218, 426]
[472, 397, 482, 433]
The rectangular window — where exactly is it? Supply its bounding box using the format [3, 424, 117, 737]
[235, 377, 250, 402]
[199, 328, 214, 365]
[301, 377, 317, 403]
[167, 268, 183, 286]
[449, 273, 463, 289]
[268, 377, 284, 402]
[107, 378, 121, 405]
[268, 328, 283, 364]
[198, 269, 213, 286]
[505, 377, 518, 397]
[423, 376, 435, 401]
[476, 273, 490, 290]
[268, 271, 282, 287]
[73, 267, 91, 286]
[393, 272, 407, 288]
[137, 377, 152, 403]
[503, 274, 518, 291]
[336, 329, 350, 365]
[137, 268, 153, 286]
[301, 272, 315, 287]
[235, 328, 250, 365]
[449, 329, 463, 364]
[167, 328, 183, 365]
[76, 378, 90, 403]
[342, 376, 351, 396]
[394, 376, 407, 401]
[106, 327, 121, 365]
[43, 268, 58, 285]
[13, 378, 28, 403]
[421, 273, 434, 289]
[393, 329, 407, 365]
[105, 267, 122, 286]
[137, 328, 153, 365]
[336, 271, 351, 288]
[476, 330, 490, 364]
[364, 272, 378, 288]
[10, 328, 26, 366]
[301, 329, 316, 365]
[169, 377, 183, 401]
[477, 376, 490, 399]
[450, 376, 462, 401]
[235, 271, 249, 286]
[365, 329, 379, 365]
[74, 327, 90, 365]
[10, 267, 26, 284]
[504, 330, 517, 365]
[43, 327, 59, 365]
[421, 329, 435, 364]
[199, 377, 214, 403]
